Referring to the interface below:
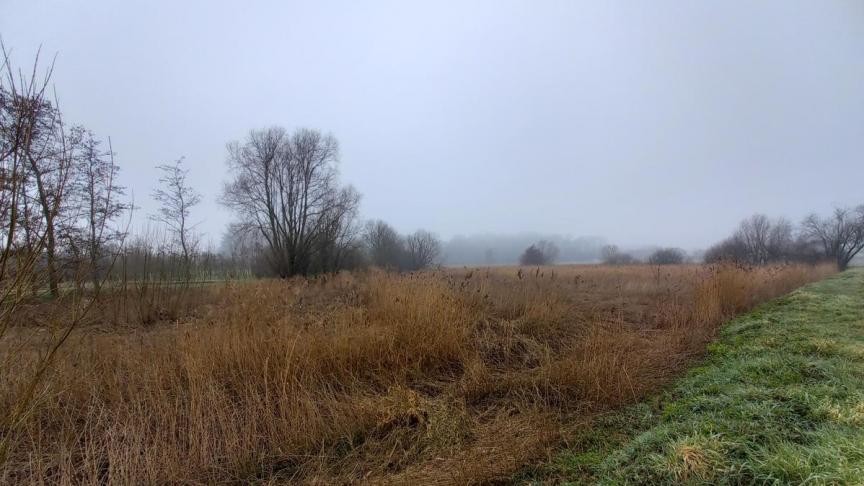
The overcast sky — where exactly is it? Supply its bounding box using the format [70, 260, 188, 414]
[3, 0, 863, 249]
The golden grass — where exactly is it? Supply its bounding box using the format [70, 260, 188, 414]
[0, 263, 835, 484]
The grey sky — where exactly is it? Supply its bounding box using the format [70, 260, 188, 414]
[3, 0, 863, 250]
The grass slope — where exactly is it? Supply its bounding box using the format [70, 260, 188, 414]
[546, 269, 864, 485]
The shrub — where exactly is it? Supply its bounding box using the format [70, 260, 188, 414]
[601, 244, 639, 265]
[519, 240, 559, 265]
[648, 247, 687, 265]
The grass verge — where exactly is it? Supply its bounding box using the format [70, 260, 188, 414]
[534, 268, 864, 485]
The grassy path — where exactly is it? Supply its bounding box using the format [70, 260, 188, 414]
[536, 269, 864, 485]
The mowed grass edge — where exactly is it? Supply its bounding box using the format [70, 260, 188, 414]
[527, 268, 864, 485]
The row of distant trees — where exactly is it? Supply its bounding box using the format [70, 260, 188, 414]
[705, 209, 864, 270]
[363, 220, 441, 272]
[219, 127, 442, 277]
[516, 241, 688, 266]
[221, 216, 442, 278]
[593, 208, 864, 270]
[597, 245, 687, 265]
[518, 241, 687, 266]
[0, 46, 231, 292]
[447, 234, 605, 266]
[1, 49, 442, 293]
[5, 47, 861, 285]
[0, 47, 132, 296]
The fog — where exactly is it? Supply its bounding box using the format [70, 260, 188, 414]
[3, 0, 863, 256]
[444, 234, 607, 265]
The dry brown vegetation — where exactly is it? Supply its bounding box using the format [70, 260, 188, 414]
[0, 263, 835, 484]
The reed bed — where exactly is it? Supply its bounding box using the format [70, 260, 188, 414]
[0, 263, 835, 484]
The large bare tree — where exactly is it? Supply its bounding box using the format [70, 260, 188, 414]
[802, 205, 864, 271]
[221, 127, 360, 277]
[405, 229, 441, 270]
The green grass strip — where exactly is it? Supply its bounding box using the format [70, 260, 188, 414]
[536, 269, 864, 485]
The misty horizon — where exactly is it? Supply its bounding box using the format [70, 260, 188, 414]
[3, 0, 863, 253]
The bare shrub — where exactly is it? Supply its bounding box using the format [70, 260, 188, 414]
[519, 240, 559, 265]
[601, 244, 638, 265]
[648, 247, 687, 265]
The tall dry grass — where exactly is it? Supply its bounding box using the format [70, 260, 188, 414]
[0, 263, 835, 484]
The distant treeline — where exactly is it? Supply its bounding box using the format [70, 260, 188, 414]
[704, 210, 864, 270]
[442, 234, 606, 266]
[597, 210, 864, 270]
[4, 46, 862, 289]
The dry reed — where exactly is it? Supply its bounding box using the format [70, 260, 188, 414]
[0, 263, 835, 484]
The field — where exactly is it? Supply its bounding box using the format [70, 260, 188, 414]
[0, 263, 835, 484]
[538, 268, 864, 484]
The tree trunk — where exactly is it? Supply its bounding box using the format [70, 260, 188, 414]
[837, 252, 848, 272]
[45, 223, 59, 297]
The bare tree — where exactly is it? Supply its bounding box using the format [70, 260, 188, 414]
[151, 157, 201, 271]
[220, 222, 273, 277]
[1, 48, 75, 297]
[364, 219, 404, 270]
[519, 245, 545, 266]
[22, 101, 71, 297]
[705, 215, 797, 265]
[648, 247, 686, 265]
[405, 229, 441, 270]
[766, 218, 794, 262]
[313, 185, 362, 273]
[72, 131, 127, 288]
[704, 237, 745, 264]
[221, 127, 359, 277]
[733, 214, 794, 265]
[0, 43, 57, 297]
[802, 205, 864, 271]
[519, 240, 559, 266]
[601, 244, 619, 263]
[601, 244, 638, 265]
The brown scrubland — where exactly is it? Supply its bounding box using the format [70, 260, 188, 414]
[0, 263, 835, 484]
